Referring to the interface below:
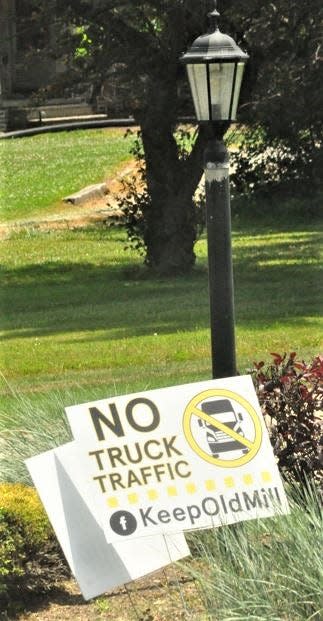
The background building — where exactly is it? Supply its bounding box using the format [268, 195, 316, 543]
[0, 0, 105, 131]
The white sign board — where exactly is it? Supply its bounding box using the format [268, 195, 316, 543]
[26, 442, 190, 600]
[65, 376, 289, 542]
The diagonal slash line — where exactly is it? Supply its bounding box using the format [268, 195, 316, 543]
[192, 406, 254, 450]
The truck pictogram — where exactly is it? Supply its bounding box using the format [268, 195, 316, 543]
[198, 399, 249, 458]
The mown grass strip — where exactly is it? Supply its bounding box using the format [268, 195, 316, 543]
[0, 129, 135, 222]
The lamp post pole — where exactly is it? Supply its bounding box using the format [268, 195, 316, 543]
[181, 1, 248, 379]
[204, 124, 236, 378]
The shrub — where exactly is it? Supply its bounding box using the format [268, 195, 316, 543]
[252, 353, 323, 487]
[0, 483, 69, 614]
[230, 125, 323, 200]
[229, 125, 323, 225]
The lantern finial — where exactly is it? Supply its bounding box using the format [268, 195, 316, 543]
[208, 0, 220, 31]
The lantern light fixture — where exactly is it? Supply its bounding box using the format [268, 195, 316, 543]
[181, 1, 249, 123]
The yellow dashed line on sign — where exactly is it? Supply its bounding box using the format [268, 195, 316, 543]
[106, 472, 274, 511]
[147, 489, 159, 501]
[128, 493, 139, 504]
[107, 497, 119, 508]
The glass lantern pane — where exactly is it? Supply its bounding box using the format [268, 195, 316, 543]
[230, 62, 245, 120]
[209, 62, 235, 120]
[186, 64, 209, 120]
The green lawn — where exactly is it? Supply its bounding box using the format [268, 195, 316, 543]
[0, 128, 135, 222]
[0, 128, 322, 444]
[1, 224, 322, 399]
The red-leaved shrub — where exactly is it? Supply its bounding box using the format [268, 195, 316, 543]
[252, 353, 323, 487]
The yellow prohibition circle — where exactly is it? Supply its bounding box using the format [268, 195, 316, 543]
[183, 388, 262, 468]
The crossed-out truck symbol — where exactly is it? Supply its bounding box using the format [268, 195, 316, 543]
[198, 399, 249, 458]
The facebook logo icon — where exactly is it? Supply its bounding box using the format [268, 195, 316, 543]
[110, 510, 137, 536]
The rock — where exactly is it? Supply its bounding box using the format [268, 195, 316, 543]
[63, 183, 108, 205]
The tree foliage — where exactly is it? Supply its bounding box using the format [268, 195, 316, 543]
[225, 0, 323, 197]
[228, 0, 322, 137]
[53, 0, 212, 273]
[50, 1, 322, 269]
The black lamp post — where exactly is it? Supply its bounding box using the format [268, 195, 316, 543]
[181, 1, 248, 379]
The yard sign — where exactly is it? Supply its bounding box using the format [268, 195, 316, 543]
[26, 442, 190, 600]
[65, 375, 289, 542]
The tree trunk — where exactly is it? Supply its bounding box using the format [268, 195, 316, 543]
[138, 110, 205, 275]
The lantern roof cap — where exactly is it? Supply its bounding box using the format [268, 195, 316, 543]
[181, 1, 248, 63]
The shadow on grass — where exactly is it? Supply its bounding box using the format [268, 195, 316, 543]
[0, 231, 322, 341]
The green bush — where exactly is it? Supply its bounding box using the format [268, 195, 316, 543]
[0, 483, 69, 614]
[229, 125, 323, 224]
[0, 512, 25, 594]
[230, 125, 323, 200]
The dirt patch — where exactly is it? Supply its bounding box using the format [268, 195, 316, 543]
[0, 161, 141, 240]
[11, 565, 206, 621]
